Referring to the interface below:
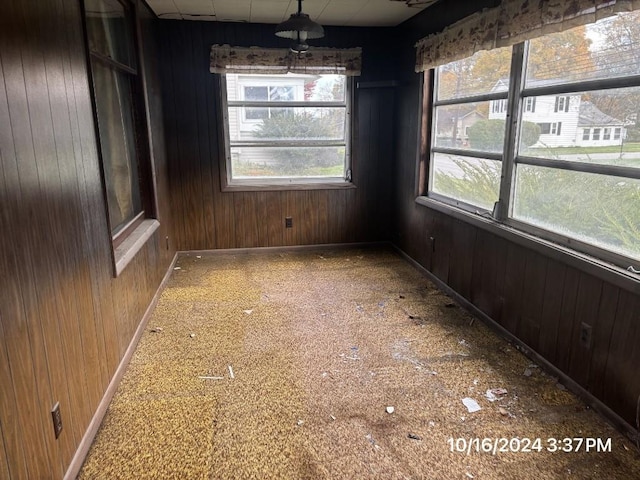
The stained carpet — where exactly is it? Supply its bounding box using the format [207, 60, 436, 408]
[79, 246, 640, 479]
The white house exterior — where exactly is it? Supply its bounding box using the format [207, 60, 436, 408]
[225, 73, 307, 143]
[575, 101, 626, 147]
[488, 80, 626, 148]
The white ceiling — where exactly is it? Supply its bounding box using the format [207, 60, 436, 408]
[147, 0, 439, 27]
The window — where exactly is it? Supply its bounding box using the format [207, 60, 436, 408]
[492, 99, 508, 114]
[243, 84, 295, 120]
[83, 0, 157, 275]
[554, 96, 570, 112]
[430, 46, 512, 211]
[221, 73, 351, 187]
[524, 97, 536, 112]
[426, 11, 640, 269]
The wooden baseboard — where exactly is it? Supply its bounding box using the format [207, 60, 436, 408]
[179, 241, 392, 256]
[63, 252, 178, 479]
[393, 245, 640, 446]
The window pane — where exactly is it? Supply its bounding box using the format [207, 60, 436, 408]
[226, 74, 346, 102]
[431, 153, 500, 210]
[269, 86, 293, 101]
[228, 107, 346, 142]
[92, 61, 141, 233]
[84, 0, 135, 69]
[513, 165, 640, 260]
[304, 75, 345, 102]
[436, 47, 512, 100]
[245, 86, 268, 101]
[519, 87, 640, 169]
[434, 102, 502, 152]
[526, 10, 640, 87]
[230, 146, 345, 178]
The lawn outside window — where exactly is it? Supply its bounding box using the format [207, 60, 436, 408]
[425, 10, 640, 272]
[219, 73, 353, 190]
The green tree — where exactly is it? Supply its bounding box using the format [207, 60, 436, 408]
[467, 119, 540, 151]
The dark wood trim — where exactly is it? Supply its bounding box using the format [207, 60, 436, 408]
[180, 241, 391, 256]
[112, 211, 145, 248]
[88, 51, 137, 75]
[416, 71, 429, 197]
[356, 80, 400, 88]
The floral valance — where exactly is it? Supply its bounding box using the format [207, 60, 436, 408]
[415, 0, 640, 72]
[210, 45, 362, 76]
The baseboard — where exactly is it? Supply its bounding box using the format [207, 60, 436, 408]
[64, 252, 179, 479]
[393, 245, 640, 447]
[179, 241, 392, 256]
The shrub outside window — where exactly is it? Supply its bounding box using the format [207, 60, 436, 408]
[428, 11, 640, 270]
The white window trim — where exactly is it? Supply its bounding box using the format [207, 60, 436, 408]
[218, 74, 354, 191]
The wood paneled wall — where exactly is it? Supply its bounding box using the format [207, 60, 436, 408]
[392, 12, 640, 430]
[0, 0, 173, 477]
[158, 21, 396, 250]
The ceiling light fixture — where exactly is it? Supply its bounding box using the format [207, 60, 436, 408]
[275, 0, 324, 54]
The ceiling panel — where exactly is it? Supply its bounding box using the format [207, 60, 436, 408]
[147, 0, 438, 26]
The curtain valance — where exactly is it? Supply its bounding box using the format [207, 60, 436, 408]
[415, 0, 640, 72]
[210, 45, 362, 76]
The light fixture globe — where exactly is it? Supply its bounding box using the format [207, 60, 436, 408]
[275, 0, 324, 50]
[290, 41, 310, 54]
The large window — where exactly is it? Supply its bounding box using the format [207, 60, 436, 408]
[84, 0, 157, 274]
[221, 73, 351, 187]
[427, 11, 640, 270]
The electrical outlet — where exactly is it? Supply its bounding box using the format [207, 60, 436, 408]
[285, 217, 293, 228]
[51, 402, 62, 439]
[580, 323, 592, 349]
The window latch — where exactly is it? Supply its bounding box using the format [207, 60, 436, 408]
[627, 266, 640, 274]
[345, 169, 352, 182]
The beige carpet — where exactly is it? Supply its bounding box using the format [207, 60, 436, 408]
[79, 246, 640, 479]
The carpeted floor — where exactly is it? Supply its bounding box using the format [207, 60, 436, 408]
[79, 246, 640, 479]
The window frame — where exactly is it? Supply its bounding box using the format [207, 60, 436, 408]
[217, 73, 355, 192]
[82, 0, 159, 276]
[422, 37, 640, 273]
[582, 128, 591, 140]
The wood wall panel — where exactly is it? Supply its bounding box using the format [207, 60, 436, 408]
[393, 10, 640, 430]
[568, 274, 603, 387]
[0, 0, 174, 477]
[603, 291, 640, 423]
[159, 21, 395, 251]
[517, 250, 547, 349]
[537, 261, 566, 363]
[589, 284, 619, 399]
[0, 421, 9, 480]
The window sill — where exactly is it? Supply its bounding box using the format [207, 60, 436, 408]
[113, 219, 160, 277]
[221, 181, 356, 192]
[415, 195, 640, 295]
